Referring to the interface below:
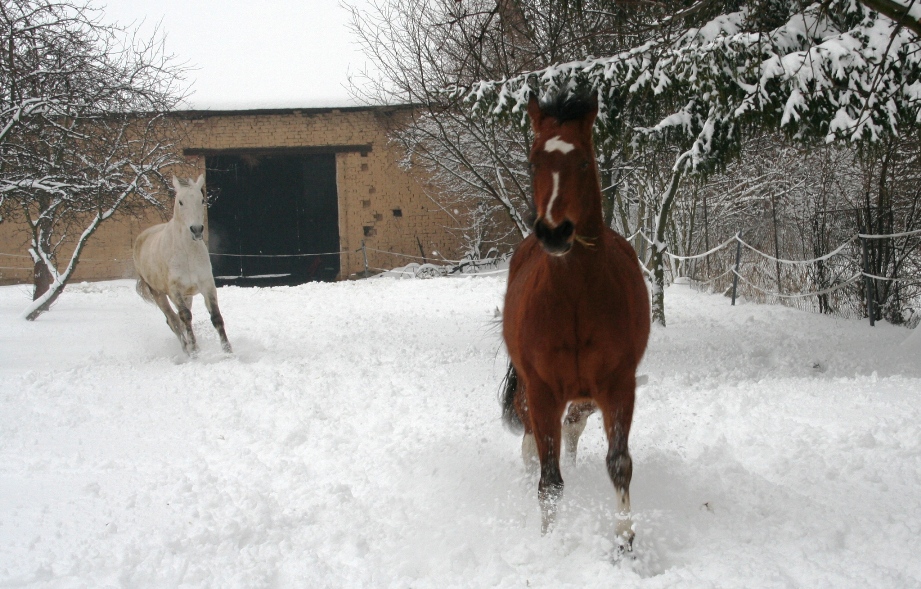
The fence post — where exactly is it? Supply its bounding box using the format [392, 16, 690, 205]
[361, 240, 369, 278]
[860, 234, 875, 327]
[731, 232, 742, 306]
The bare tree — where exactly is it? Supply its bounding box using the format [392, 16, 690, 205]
[347, 0, 534, 252]
[346, 0, 674, 257]
[0, 0, 188, 320]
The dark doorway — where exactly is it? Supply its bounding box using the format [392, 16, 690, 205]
[205, 153, 340, 286]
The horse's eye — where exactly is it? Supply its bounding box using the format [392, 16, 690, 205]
[529, 162, 536, 173]
[581, 161, 590, 171]
[179, 201, 184, 206]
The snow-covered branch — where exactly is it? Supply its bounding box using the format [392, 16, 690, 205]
[464, 2, 921, 168]
[1, 0, 189, 319]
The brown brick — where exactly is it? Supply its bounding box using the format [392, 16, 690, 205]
[0, 106, 462, 284]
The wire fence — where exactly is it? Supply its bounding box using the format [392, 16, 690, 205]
[6, 226, 921, 324]
[198, 228, 921, 327]
[206, 240, 510, 281]
[359, 242, 510, 279]
[631, 227, 921, 326]
[0, 240, 511, 284]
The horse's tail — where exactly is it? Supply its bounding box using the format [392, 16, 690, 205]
[136, 277, 157, 305]
[499, 360, 525, 433]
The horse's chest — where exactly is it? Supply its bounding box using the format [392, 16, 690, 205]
[511, 269, 613, 347]
[168, 252, 210, 292]
[507, 273, 625, 394]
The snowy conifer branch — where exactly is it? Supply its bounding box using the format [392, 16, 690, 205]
[461, 1, 921, 168]
[456, 0, 921, 325]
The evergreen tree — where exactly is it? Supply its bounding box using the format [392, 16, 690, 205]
[465, 0, 921, 324]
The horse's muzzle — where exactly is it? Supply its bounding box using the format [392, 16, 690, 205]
[190, 225, 204, 241]
[534, 218, 574, 256]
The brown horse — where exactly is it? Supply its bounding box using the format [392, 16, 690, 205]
[502, 92, 650, 548]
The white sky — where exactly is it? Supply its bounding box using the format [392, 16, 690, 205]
[104, 0, 376, 110]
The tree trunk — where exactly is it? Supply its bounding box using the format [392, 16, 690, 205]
[650, 169, 683, 326]
[32, 258, 53, 301]
[23, 208, 108, 321]
[25, 275, 66, 321]
[650, 242, 667, 326]
[599, 149, 616, 228]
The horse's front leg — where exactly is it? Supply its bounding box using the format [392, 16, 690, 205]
[202, 284, 232, 353]
[526, 379, 565, 534]
[169, 289, 197, 355]
[596, 379, 636, 551]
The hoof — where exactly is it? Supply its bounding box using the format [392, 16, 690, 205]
[540, 511, 555, 535]
[612, 533, 635, 563]
[539, 487, 562, 534]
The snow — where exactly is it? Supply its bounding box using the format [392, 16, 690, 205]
[2, 276, 921, 587]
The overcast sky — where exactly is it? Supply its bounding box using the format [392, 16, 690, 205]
[104, 0, 376, 110]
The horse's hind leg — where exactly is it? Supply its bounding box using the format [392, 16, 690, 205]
[202, 285, 232, 353]
[521, 425, 538, 474]
[168, 289, 197, 354]
[595, 379, 636, 550]
[150, 291, 189, 353]
[509, 373, 539, 472]
[563, 401, 596, 464]
[526, 380, 566, 534]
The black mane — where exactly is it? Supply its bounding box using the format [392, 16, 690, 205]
[538, 90, 596, 123]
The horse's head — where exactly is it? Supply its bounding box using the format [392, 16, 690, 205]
[526, 91, 600, 256]
[172, 175, 207, 241]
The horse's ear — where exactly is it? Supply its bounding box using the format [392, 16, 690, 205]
[194, 174, 205, 190]
[526, 94, 543, 133]
[171, 175, 182, 194]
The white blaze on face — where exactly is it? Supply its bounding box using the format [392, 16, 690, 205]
[545, 172, 561, 225]
[541, 136, 574, 226]
[544, 135, 575, 154]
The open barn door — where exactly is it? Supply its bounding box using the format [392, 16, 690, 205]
[205, 153, 340, 286]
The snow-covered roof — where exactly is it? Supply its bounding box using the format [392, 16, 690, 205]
[172, 103, 411, 118]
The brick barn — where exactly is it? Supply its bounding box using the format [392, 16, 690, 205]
[0, 105, 458, 286]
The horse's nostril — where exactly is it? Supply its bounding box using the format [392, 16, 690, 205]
[559, 220, 574, 238]
[533, 218, 549, 239]
[534, 218, 574, 255]
[190, 225, 204, 239]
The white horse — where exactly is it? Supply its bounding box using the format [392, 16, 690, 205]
[133, 175, 232, 355]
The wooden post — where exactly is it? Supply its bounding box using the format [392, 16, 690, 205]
[770, 191, 782, 294]
[731, 232, 742, 306]
[362, 240, 369, 278]
[861, 235, 876, 327]
[703, 192, 710, 277]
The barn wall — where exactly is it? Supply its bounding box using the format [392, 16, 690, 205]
[0, 106, 459, 286]
[0, 197, 173, 286]
[183, 106, 458, 279]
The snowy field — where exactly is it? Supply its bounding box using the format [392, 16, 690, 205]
[1, 275, 920, 588]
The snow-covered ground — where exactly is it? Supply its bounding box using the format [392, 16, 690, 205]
[1, 276, 920, 588]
